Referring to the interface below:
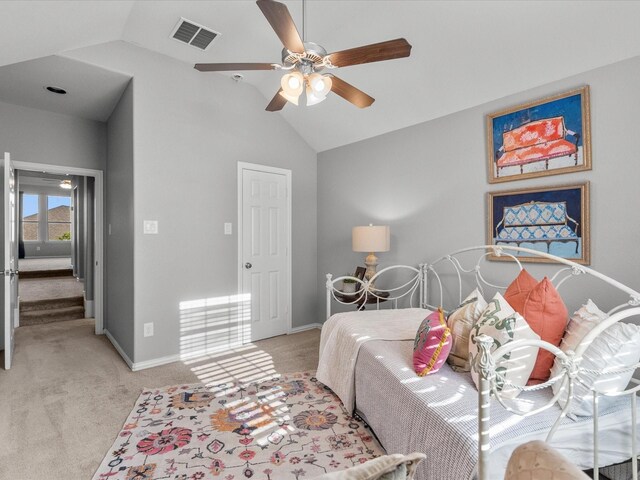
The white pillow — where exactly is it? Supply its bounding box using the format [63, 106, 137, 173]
[469, 292, 540, 399]
[560, 299, 608, 354]
[549, 299, 607, 381]
[446, 288, 488, 372]
[552, 319, 640, 418]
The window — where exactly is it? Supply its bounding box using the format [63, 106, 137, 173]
[22, 194, 39, 241]
[47, 196, 71, 241]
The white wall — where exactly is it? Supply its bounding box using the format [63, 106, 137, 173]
[106, 79, 134, 359]
[0, 101, 106, 171]
[66, 41, 318, 364]
[318, 55, 640, 322]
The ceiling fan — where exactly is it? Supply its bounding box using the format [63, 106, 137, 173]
[194, 0, 412, 111]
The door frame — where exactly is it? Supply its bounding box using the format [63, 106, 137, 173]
[13, 161, 104, 335]
[237, 161, 292, 337]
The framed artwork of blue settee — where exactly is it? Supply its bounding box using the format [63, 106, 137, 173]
[487, 182, 590, 264]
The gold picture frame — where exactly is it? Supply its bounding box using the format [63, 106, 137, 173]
[487, 182, 590, 264]
[486, 86, 592, 183]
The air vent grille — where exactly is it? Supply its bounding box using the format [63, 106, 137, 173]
[170, 18, 220, 51]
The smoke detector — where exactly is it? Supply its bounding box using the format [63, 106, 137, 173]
[170, 17, 220, 51]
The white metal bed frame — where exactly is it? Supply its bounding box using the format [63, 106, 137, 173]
[325, 245, 640, 480]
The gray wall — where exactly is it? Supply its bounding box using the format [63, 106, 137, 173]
[67, 41, 317, 364]
[105, 79, 135, 360]
[0, 100, 106, 171]
[19, 184, 72, 258]
[318, 55, 640, 323]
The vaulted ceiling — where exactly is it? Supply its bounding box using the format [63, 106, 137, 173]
[2, 1, 640, 151]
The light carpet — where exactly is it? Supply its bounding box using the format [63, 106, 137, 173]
[93, 372, 383, 480]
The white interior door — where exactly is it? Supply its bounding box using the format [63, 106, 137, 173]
[240, 164, 290, 342]
[3, 153, 18, 369]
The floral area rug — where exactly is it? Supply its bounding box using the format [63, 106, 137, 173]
[93, 372, 384, 480]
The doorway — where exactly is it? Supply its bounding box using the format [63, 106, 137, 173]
[13, 162, 103, 335]
[17, 172, 93, 328]
[237, 162, 292, 342]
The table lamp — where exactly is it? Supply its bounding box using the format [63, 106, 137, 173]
[352, 224, 390, 286]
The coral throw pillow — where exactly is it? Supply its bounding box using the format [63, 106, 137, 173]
[505, 270, 569, 384]
[504, 269, 538, 306]
[413, 308, 452, 377]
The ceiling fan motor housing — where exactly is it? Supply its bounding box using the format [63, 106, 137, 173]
[282, 42, 327, 73]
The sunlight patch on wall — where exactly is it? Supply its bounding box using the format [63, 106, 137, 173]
[179, 293, 251, 359]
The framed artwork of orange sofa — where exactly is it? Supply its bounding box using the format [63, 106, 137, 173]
[486, 86, 591, 183]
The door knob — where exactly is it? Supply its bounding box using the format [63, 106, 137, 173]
[244, 262, 252, 269]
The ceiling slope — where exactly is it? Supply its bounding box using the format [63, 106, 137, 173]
[0, 1, 134, 68]
[2, 1, 640, 150]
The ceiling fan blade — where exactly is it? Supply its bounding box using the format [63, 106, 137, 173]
[256, 0, 305, 54]
[328, 75, 375, 108]
[327, 38, 412, 68]
[194, 63, 277, 72]
[266, 88, 288, 112]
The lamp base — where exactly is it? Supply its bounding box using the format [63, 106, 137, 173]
[364, 253, 378, 287]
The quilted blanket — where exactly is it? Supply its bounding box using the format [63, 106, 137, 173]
[316, 308, 430, 412]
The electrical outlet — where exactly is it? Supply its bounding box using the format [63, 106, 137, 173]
[144, 322, 154, 337]
[224, 223, 232, 235]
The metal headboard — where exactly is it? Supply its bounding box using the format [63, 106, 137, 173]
[420, 245, 640, 480]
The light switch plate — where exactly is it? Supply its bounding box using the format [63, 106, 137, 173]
[224, 223, 232, 235]
[143, 220, 158, 234]
[144, 322, 154, 337]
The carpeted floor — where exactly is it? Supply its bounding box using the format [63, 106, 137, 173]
[19, 257, 72, 271]
[19, 276, 84, 302]
[0, 319, 320, 480]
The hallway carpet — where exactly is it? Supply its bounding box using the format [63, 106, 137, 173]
[18, 257, 72, 271]
[0, 319, 320, 480]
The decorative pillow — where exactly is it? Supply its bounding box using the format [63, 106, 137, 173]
[552, 320, 640, 418]
[505, 271, 569, 384]
[549, 300, 607, 402]
[469, 292, 540, 399]
[313, 452, 426, 480]
[504, 269, 538, 305]
[446, 288, 488, 372]
[413, 308, 452, 377]
[557, 299, 608, 355]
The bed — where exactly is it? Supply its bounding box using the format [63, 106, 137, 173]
[320, 245, 640, 480]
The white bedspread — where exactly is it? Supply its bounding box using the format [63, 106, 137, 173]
[316, 308, 430, 411]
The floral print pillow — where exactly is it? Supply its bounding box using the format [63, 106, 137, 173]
[469, 292, 540, 399]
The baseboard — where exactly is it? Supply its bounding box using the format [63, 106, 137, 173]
[104, 329, 134, 369]
[289, 323, 321, 334]
[106, 325, 320, 372]
[131, 354, 181, 372]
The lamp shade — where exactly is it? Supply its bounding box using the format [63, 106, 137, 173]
[352, 225, 390, 253]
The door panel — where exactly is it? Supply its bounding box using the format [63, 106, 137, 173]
[3, 153, 17, 369]
[241, 167, 289, 342]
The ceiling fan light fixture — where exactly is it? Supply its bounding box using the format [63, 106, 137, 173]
[279, 89, 300, 106]
[309, 73, 331, 96]
[280, 71, 304, 100]
[59, 180, 72, 190]
[306, 85, 326, 106]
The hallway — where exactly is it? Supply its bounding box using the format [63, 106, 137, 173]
[18, 257, 85, 326]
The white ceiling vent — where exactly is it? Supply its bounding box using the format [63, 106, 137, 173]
[170, 18, 220, 51]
